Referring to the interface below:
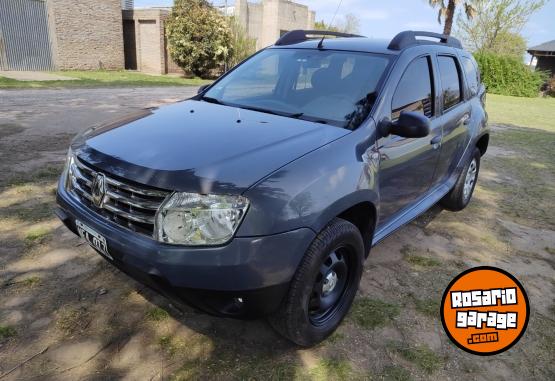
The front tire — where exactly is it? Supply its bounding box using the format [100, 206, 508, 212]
[268, 218, 364, 346]
[441, 148, 481, 211]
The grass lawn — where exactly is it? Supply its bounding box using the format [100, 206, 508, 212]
[0, 70, 210, 89]
[486, 93, 555, 132]
[1, 85, 554, 380]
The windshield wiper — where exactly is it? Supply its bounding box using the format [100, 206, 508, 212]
[237, 105, 304, 119]
[201, 99, 306, 120]
[201, 96, 225, 105]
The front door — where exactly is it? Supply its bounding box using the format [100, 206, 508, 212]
[377, 55, 441, 226]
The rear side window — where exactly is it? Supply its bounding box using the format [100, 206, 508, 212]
[392, 56, 434, 120]
[438, 56, 462, 110]
[462, 56, 479, 96]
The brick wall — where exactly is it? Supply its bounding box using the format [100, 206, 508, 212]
[48, 0, 124, 70]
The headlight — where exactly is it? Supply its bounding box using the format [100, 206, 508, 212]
[155, 193, 249, 246]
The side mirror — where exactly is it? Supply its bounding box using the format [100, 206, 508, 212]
[197, 84, 212, 94]
[380, 111, 430, 138]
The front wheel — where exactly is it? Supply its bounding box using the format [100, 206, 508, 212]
[440, 148, 481, 211]
[268, 218, 364, 346]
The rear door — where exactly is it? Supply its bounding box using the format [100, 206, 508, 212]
[377, 55, 442, 224]
[432, 54, 472, 185]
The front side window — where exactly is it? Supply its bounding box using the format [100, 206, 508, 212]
[203, 49, 391, 128]
[438, 55, 462, 110]
[391, 56, 434, 120]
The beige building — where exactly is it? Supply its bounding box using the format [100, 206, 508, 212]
[122, 8, 181, 74]
[234, 0, 315, 50]
[0, 0, 124, 71]
[122, 0, 316, 75]
[0, 0, 314, 73]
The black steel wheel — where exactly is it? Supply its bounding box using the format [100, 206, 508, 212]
[269, 218, 365, 346]
[308, 246, 357, 327]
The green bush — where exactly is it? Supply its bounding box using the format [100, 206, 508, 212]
[474, 52, 546, 97]
[166, 0, 233, 77]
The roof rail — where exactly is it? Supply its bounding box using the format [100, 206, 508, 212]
[388, 31, 463, 50]
[275, 30, 364, 46]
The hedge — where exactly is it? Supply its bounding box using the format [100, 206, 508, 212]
[474, 52, 546, 97]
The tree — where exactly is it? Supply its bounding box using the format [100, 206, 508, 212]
[489, 32, 528, 59]
[338, 13, 361, 34]
[166, 0, 233, 77]
[428, 0, 476, 35]
[227, 16, 256, 69]
[314, 13, 360, 34]
[457, 0, 545, 59]
[314, 20, 340, 32]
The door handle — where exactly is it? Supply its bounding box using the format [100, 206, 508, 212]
[460, 114, 471, 125]
[430, 135, 441, 145]
[430, 135, 441, 149]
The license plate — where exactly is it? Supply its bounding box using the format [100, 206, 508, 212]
[76, 220, 113, 260]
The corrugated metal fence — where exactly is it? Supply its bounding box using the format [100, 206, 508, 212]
[0, 0, 55, 70]
[121, 0, 134, 11]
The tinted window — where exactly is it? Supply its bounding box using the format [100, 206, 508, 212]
[204, 49, 391, 128]
[392, 56, 434, 120]
[438, 56, 462, 110]
[462, 56, 479, 96]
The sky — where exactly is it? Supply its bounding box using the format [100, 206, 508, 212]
[134, 0, 555, 49]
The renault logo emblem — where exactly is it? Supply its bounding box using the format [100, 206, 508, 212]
[91, 173, 106, 208]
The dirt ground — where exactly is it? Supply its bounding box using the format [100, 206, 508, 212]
[1, 87, 554, 381]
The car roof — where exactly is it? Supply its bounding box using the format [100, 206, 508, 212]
[271, 37, 400, 55]
[271, 31, 466, 56]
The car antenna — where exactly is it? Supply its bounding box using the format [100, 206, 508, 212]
[318, 0, 344, 49]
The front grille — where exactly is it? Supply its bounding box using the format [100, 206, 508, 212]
[68, 157, 170, 237]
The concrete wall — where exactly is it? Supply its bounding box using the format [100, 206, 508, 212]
[235, 0, 315, 50]
[48, 0, 124, 70]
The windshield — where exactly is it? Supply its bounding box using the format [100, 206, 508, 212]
[203, 48, 392, 129]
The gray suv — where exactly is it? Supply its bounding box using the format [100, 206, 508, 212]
[56, 30, 489, 346]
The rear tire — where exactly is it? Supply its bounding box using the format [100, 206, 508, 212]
[268, 218, 364, 346]
[440, 148, 481, 211]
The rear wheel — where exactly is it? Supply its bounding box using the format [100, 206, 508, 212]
[269, 218, 364, 346]
[441, 148, 481, 211]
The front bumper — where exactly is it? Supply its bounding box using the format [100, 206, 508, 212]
[56, 176, 315, 318]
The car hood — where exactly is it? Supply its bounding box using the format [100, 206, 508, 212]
[72, 100, 349, 194]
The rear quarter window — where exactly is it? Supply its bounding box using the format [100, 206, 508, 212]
[462, 56, 480, 97]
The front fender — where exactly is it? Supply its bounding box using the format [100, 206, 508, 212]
[237, 124, 379, 237]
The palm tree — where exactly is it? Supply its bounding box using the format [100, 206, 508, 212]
[428, 0, 476, 36]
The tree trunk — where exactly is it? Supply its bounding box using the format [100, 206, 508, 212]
[442, 0, 456, 35]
